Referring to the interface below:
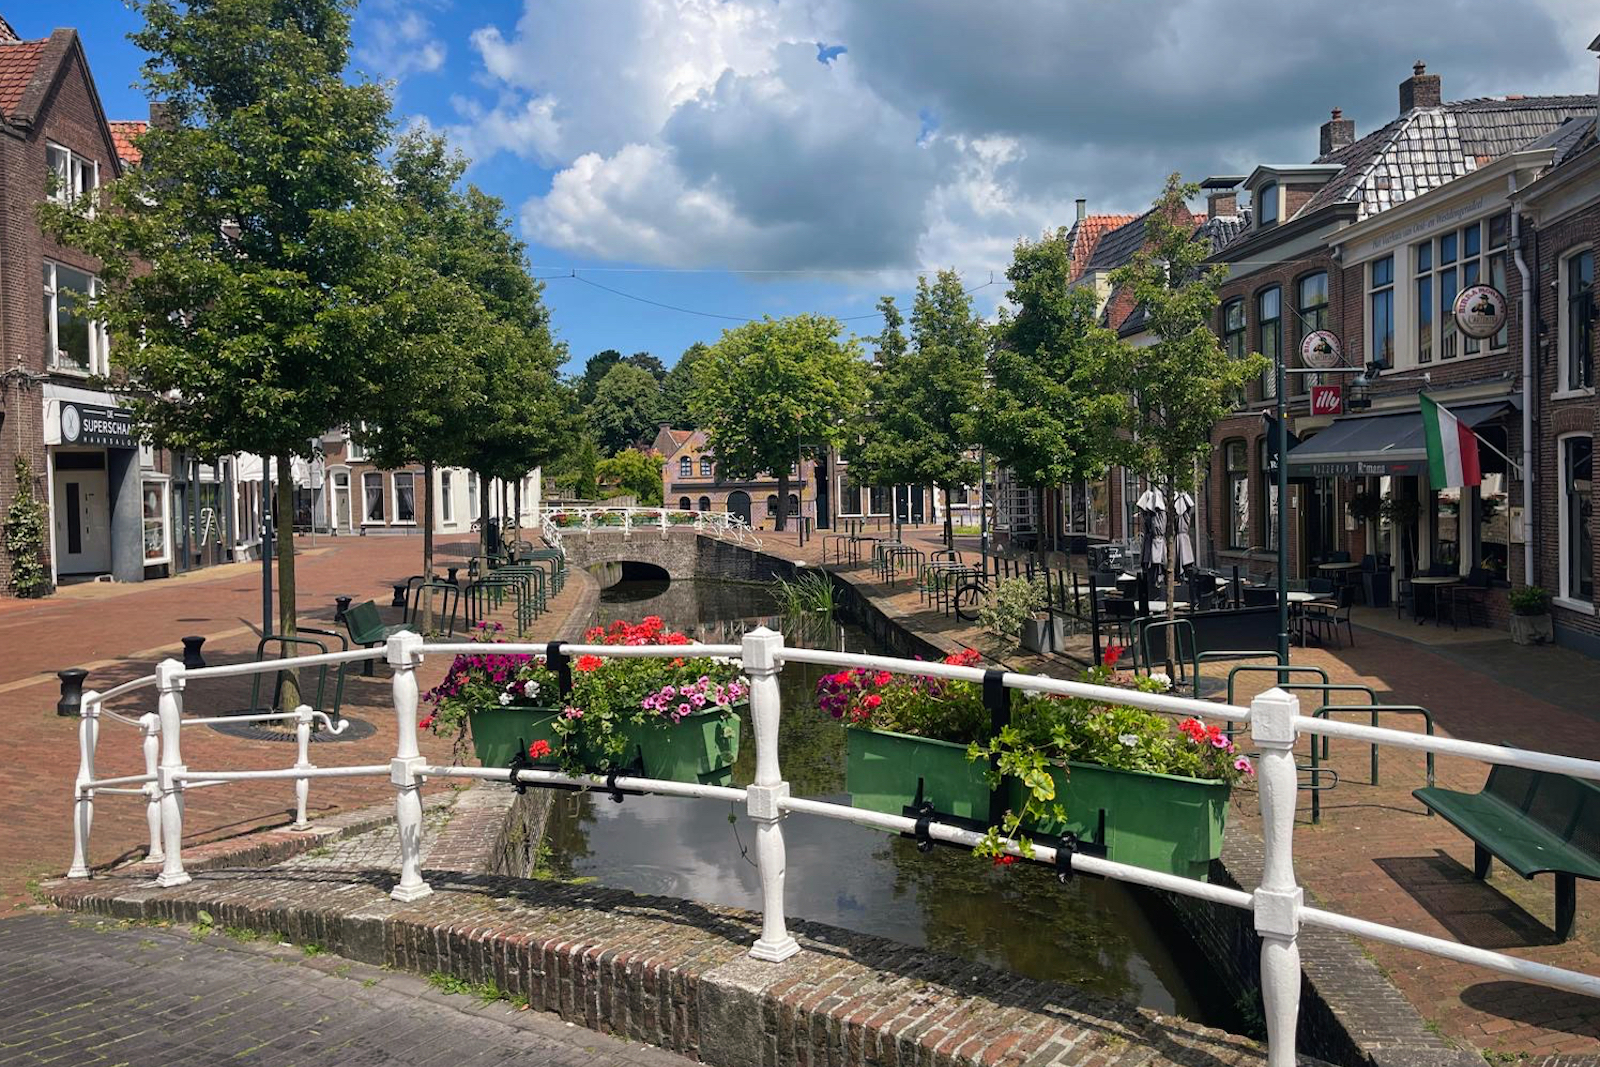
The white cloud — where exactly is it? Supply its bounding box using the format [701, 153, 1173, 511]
[354, 0, 446, 81]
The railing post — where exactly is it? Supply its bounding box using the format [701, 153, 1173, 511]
[742, 625, 799, 962]
[292, 703, 314, 830]
[141, 712, 163, 863]
[623, 509, 632, 539]
[67, 688, 100, 878]
[1250, 687, 1303, 1067]
[660, 508, 668, 540]
[155, 658, 191, 887]
[388, 630, 432, 902]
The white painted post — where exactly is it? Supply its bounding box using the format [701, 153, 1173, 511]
[742, 626, 799, 962]
[623, 509, 632, 539]
[1250, 687, 1304, 1067]
[659, 507, 668, 540]
[291, 703, 314, 830]
[141, 711, 163, 863]
[67, 690, 101, 878]
[388, 631, 432, 901]
[155, 659, 191, 887]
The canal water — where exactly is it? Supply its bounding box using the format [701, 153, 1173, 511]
[542, 576, 1218, 1022]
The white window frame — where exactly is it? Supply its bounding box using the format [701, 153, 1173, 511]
[46, 142, 98, 211]
[439, 469, 454, 524]
[679, 456, 691, 477]
[141, 475, 172, 567]
[700, 456, 713, 478]
[44, 261, 109, 375]
[1557, 432, 1595, 614]
[361, 471, 385, 525]
[392, 471, 417, 525]
[1558, 244, 1595, 397]
[346, 423, 368, 462]
[1408, 216, 1508, 371]
[1367, 255, 1395, 371]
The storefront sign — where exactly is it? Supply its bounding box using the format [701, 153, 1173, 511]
[1293, 459, 1424, 477]
[1300, 330, 1342, 369]
[1453, 284, 1507, 339]
[1310, 385, 1343, 415]
[60, 402, 137, 449]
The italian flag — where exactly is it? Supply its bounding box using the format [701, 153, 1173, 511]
[1420, 394, 1482, 489]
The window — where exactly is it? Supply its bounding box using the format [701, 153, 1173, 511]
[1259, 439, 1278, 551]
[1297, 273, 1329, 333]
[697, 496, 710, 512]
[700, 456, 713, 477]
[346, 423, 368, 461]
[1411, 217, 1508, 367]
[788, 493, 800, 516]
[679, 456, 692, 477]
[362, 472, 385, 524]
[46, 143, 98, 209]
[1561, 435, 1593, 604]
[142, 481, 170, 565]
[868, 486, 889, 515]
[1368, 255, 1394, 368]
[1257, 182, 1278, 227]
[466, 472, 477, 520]
[678, 496, 691, 510]
[1225, 442, 1249, 549]
[1477, 430, 1510, 579]
[440, 470, 454, 523]
[44, 262, 107, 373]
[1258, 287, 1281, 398]
[1089, 478, 1110, 538]
[1222, 299, 1246, 360]
[765, 494, 779, 517]
[393, 472, 416, 523]
[1563, 248, 1594, 392]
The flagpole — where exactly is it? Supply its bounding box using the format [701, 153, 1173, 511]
[1421, 391, 1524, 477]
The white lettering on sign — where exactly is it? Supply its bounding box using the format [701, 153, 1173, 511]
[1367, 195, 1486, 252]
[1310, 385, 1343, 416]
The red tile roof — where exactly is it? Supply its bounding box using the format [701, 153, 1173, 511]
[0, 38, 47, 116]
[1067, 214, 1137, 281]
[108, 120, 147, 164]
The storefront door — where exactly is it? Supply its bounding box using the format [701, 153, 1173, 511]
[53, 458, 111, 575]
[332, 472, 351, 532]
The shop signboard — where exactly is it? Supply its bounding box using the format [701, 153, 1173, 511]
[1300, 330, 1342, 369]
[59, 402, 137, 449]
[1453, 284, 1507, 339]
[1310, 385, 1343, 416]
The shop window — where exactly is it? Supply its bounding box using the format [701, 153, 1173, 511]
[1089, 477, 1110, 538]
[142, 481, 170, 565]
[1434, 485, 1461, 570]
[43, 261, 108, 373]
[679, 456, 692, 477]
[46, 143, 98, 209]
[1258, 286, 1281, 399]
[440, 470, 454, 523]
[700, 456, 713, 477]
[1368, 255, 1394, 368]
[1563, 248, 1594, 393]
[362, 471, 384, 524]
[1225, 441, 1249, 549]
[393, 472, 416, 524]
[1561, 435, 1593, 604]
[1477, 426, 1510, 579]
[678, 496, 691, 510]
[1259, 439, 1278, 551]
[1067, 482, 1088, 535]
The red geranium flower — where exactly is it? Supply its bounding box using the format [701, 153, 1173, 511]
[863, 693, 883, 709]
[575, 654, 604, 672]
[528, 739, 552, 759]
[1103, 644, 1125, 668]
[993, 854, 1016, 867]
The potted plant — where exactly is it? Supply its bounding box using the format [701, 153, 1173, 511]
[421, 622, 564, 767]
[1509, 585, 1552, 646]
[817, 648, 994, 820]
[978, 576, 1051, 652]
[1346, 491, 1382, 526]
[969, 647, 1253, 881]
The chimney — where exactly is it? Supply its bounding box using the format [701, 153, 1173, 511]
[1320, 107, 1356, 156]
[149, 100, 176, 130]
[1075, 198, 1087, 223]
[1199, 176, 1245, 219]
[1399, 60, 1441, 113]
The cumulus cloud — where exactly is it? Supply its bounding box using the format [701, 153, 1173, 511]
[354, 0, 447, 81]
[449, 0, 1596, 273]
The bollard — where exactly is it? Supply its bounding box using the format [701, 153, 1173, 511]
[334, 595, 353, 623]
[391, 583, 408, 608]
[446, 567, 460, 584]
[57, 668, 88, 717]
[181, 635, 206, 670]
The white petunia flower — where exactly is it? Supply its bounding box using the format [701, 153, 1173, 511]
[498, 692, 513, 706]
[1118, 733, 1139, 747]
[1148, 672, 1173, 691]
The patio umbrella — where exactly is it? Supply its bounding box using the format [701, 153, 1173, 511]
[1172, 490, 1196, 572]
[1136, 488, 1166, 568]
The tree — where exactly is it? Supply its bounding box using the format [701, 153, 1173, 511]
[588, 362, 664, 454]
[548, 433, 600, 500]
[625, 351, 667, 381]
[848, 272, 986, 544]
[596, 449, 665, 506]
[43, 0, 393, 703]
[1107, 175, 1267, 623]
[690, 315, 863, 531]
[4, 458, 50, 598]
[574, 349, 622, 407]
[659, 342, 709, 425]
[975, 230, 1125, 500]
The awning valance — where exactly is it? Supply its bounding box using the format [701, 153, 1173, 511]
[1286, 399, 1515, 478]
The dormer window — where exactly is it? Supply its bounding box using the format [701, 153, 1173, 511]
[1258, 182, 1279, 227]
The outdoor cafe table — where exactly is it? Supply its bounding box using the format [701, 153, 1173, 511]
[1410, 575, 1462, 625]
[1316, 562, 1361, 571]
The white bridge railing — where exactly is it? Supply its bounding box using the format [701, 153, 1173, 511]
[65, 629, 1600, 1067]
[539, 506, 763, 557]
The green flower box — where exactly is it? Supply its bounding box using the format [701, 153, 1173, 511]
[467, 706, 563, 767]
[1008, 762, 1230, 881]
[846, 727, 992, 821]
[619, 704, 743, 786]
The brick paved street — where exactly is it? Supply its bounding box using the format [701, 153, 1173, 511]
[0, 912, 696, 1067]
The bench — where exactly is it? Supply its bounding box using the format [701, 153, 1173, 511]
[343, 600, 410, 675]
[1414, 761, 1600, 941]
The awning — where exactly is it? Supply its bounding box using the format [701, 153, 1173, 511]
[1286, 399, 1516, 478]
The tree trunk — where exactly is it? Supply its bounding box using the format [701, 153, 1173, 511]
[942, 485, 953, 547]
[479, 470, 492, 557]
[776, 470, 789, 532]
[422, 461, 435, 634]
[275, 453, 300, 709]
[514, 477, 522, 542]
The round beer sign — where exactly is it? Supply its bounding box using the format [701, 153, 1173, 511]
[1300, 329, 1342, 369]
[1453, 284, 1506, 339]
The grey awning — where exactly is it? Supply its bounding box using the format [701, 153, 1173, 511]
[1286, 400, 1516, 477]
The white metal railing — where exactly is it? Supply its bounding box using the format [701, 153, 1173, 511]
[539, 506, 763, 557]
[65, 629, 1600, 1066]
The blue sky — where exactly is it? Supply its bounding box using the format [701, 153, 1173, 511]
[29, 1, 1598, 374]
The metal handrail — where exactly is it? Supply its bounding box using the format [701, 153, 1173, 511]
[539, 506, 764, 559]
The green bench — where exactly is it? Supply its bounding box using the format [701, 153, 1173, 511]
[343, 599, 410, 675]
[1414, 760, 1600, 941]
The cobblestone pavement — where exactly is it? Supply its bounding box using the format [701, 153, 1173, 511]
[0, 912, 696, 1067]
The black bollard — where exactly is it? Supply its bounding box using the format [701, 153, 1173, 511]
[334, 595, 353, 623]
[392, 583, 408, 608]
[57, 668, 88, 717]
[447, 566, 460, 584]
[181, 635, 207, 670]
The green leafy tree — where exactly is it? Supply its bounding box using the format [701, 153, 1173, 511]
[659, 342, 709, 426]
[1107, 175, 1267, 620]
[596, 449, 665, 506]
[548, 433, 600, 500]
[588, 362, 664, 454]
[848, 272, 985, 544]
[975, 230, 1124, 502]
[691, 315, 863, 531]
[42, 0, 393, 702]
[573, 349, 622, 407]
[4, 458, 51, 598]
[625, 351, 667, 381]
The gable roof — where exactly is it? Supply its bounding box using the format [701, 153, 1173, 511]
[1114, 212, 1250, 337]
[0, 37, 48, 116]
[1066, 213, 1137, 281]
[1301, 94, 1595, 220]
[1084, 210, 1154, 274]
[108, 119, 147, 165]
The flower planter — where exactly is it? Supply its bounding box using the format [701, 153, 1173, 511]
[467, 706, 563, 767]
[846, 727, 992, 820]
[619, 704, 743, 786]
[1020, 615, 1057, 654]
[1511, 612, 1553, 646]
[1008, 761, 1229, 881]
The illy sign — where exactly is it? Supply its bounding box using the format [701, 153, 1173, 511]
[1311, 385, 1343, 416]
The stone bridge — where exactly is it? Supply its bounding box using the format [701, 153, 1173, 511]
[550, 528, 797, 585]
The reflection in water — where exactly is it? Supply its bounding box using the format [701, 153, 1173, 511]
[548, 578, 1211, 1019]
